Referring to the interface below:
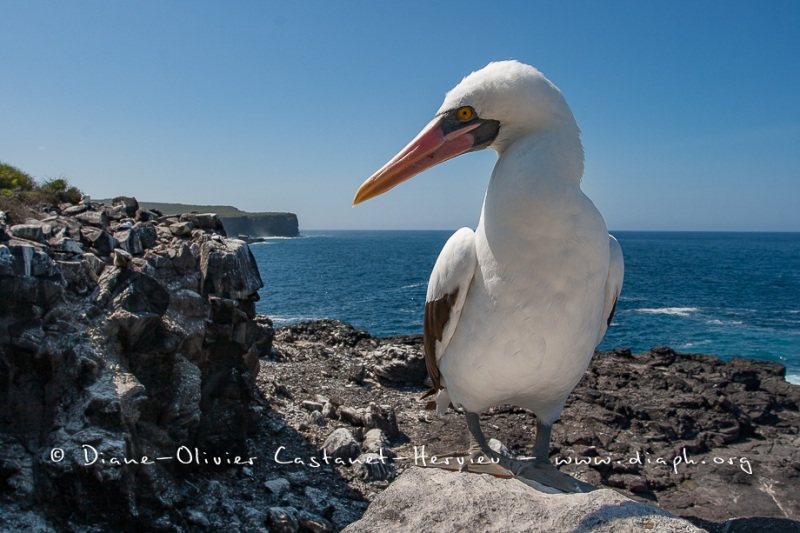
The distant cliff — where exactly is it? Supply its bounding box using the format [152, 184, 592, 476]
[135, 201, 299, 237]
[221, 213, 299, 238]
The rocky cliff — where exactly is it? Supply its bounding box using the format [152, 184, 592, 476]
[0, 196, 274, 530]
[221, 213, 299, 238]
[132, 202, 300, 238]
[2, 197, 799, 532]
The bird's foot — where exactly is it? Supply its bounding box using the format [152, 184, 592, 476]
[459, 443, 509, 475]
[419, 445, 513, 478]
[509, 458, 596, 494]
[432, 449, 475, 471]
[435, 438, 502, 467]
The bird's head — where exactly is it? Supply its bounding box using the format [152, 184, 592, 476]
[353, 60, 578, 205]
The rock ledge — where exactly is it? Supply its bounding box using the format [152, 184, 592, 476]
[343, 467, 702, 532]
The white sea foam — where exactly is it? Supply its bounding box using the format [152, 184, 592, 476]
[786, 373, 800, 385]
[270, 316, 320, 325]
[679, 340, 713, 349]
[636, 307, 698, 317]
[706, 319, 745, 326]
[619, 295, 648, 302]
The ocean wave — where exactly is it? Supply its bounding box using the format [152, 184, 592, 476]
[248, 236, 301, 246]
[635, 307, 698, 317]
[786, 373, 800, 385]
[768, 318, 800, 326]
[706, 319, 745, 326]
[619, 295, 648, 302]
[678, 340, 713, 349]
[265, 235, 304, 240]
[270, 315, 321, 325]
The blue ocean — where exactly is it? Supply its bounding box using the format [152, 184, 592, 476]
[252, 231, 800, 384]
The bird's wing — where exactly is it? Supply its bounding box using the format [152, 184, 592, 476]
[423, 227, 477, 394]
[596, 234, 624, 345]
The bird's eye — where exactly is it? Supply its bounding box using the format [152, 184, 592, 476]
[457, 106, 475, 122]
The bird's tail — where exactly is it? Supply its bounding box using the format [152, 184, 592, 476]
[420, 386, 453, 415]
[434, 388, 452, 416]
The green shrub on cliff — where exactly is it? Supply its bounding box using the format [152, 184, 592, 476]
[0, 162, 36, 196]
[0, 162, 84, 224]
[37, 177, 83, 204]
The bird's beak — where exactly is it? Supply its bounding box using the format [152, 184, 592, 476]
[353, 117, 483, 205]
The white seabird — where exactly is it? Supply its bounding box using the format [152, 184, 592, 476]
[353, 61, 624, 493]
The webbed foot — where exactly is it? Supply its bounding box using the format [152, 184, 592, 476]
[510, 458, 596, 493]
[423, 441, 513, 477]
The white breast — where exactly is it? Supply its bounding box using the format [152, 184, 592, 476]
[437, 134, 611, 424]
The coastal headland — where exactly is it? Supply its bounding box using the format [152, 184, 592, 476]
[0, 196, 798, 531]
[101, 199, 300, 238]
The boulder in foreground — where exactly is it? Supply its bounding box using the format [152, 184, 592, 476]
[342, 467, 702, 532]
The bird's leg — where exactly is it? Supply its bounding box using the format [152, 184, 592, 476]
[422, 412, 511, 476]
[433, 415, 483, 462]
[532, 418, 552, 460]
[464, 412, 514, 471]
[452, 424, 487, 472]
[510, 419, 596, 493]
[434, 412, 503, 460]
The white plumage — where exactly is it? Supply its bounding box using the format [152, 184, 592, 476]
[354, 61, 623, 492]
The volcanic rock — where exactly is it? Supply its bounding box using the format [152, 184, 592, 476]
[80, 226, 118, 257]
[62, 204, 89, 216]
[323, 428, 361, 462]
[342, 467, 702, 532]
[180, 212, 224, 231]
[268, 506, 300, 532]
[9, 223, 44, 242]
[74, 207, 109, 228]
[368, 343, 427, 384]
[352, 453, 395, 482]
[362, 428, 394, 457]
[169, 220, 194, 236]
[200, 237, 263, 301]
[4, 193, 800, 532]
[0, 196, 270, 531]
[260, 319, 800, 531]
[111, 196, 139, 217]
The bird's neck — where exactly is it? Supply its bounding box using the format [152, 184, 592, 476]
[480, 127, 590, 239]
[491, 126, 584, 199]
[499, 123, 583, 185]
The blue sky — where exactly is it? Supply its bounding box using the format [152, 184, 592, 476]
[1, 1, 798, 231]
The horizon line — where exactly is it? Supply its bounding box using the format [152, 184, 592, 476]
[299, 228, 800, 234]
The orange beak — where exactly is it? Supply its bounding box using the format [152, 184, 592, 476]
[352, 116, 483, 205]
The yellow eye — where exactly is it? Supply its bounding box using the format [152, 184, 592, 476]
[457, 106, 475, 122]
